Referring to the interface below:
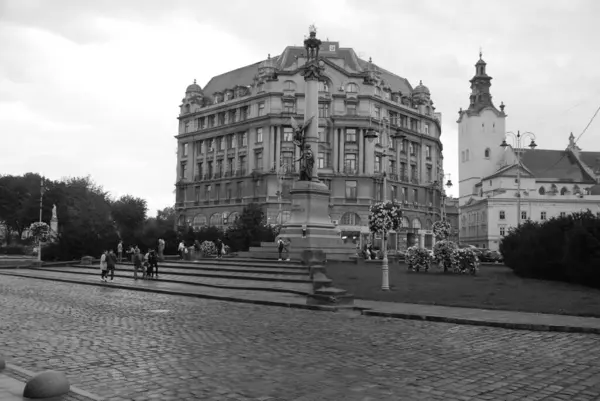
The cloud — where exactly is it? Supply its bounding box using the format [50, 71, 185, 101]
[1, 0, 599, 214]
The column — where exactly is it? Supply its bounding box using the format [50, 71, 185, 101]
[264, 126, 272, 171]
[248, 129, 256, 171]
[338, 128, 345, 171]
[419, 232, 425, 248]
[304, 76, 319, 179]
[332, 128, 339, 172]
[365, 130, 375, 175]
[276, 125, 282, 169]
[212, 146, 217, 179]
[357, 129, 364, 174]
[273, 126, 278, 169]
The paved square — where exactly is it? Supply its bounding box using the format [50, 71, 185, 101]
[1, 276, 599, 401]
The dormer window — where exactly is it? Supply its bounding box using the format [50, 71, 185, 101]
[284, 81, 296, 91]
[484, 148, 491, 158]
[560, 187, 569, 195]
[539, 186, 545, 195]
[318, 81, 329, 92]
[225, 91, 233, 101]
[375, 87, 382, 97]
[346, 83, 358, 93]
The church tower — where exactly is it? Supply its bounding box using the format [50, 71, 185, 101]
[457, 52, 507, 206]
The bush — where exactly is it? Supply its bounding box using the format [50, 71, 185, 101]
[405, 246, 431, 272]
[0, 245, 28, 255]
[199, 241, 216, 257]
[500, 210, 600, 288]
[452, 248, 479, 275]
[433, 240, 458, 272]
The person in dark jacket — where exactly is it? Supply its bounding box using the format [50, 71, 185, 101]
[214, 238, 223, 259]
[106, 249, 117, 282]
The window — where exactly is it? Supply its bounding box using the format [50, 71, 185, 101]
[214, 184, 220, 201]
[426, 166, 432, 182]
[484, 148, 491, 158]
[410, 164, 417, 180]
[374, 155, 381, 173]
[318, 103, 329, 118]
[521, 211, 527, 220]
[256, 128, 263, 143]
[340, 212, 361, 226]
[400, 140, 406, 153]
[374, 106, 381, 119]
[258, 102, 265, 116]
[257, 83, 264, 93]
[375, 182, 382, 202]
[346, 83, 358, 93]
[344, 153, 356, 172]
[402, 187, 408, 201]
[195, 140, 203, 155]
[240, 106, 248, 121]
[225, 183, 232, 199]
[560, 187, 568, 195]
[375, 87, 382, 97]
[345, 181, 357, 199]
[219, 137, 226, 151]
[184, 121, 190, 133]
[228, 135, 235, 149]
[318, 81, 329, 92]
[391, 185, 397, 201]
[283, 101, 295, 113]
[238, 156, 246, 173]
[413, 189, 418, 203]
[182, 143, 188, 157]
[216, 160, 223, 176]
[499, 210, 505, 220]
[229, 110, 237, 124]
[239, 132, 247, 147]
[560, 212, 566, 218]
[180, 162, 187, 180]
[409, 142, 415, 155]
[283, 127, 294, 142]
[282, 150, 294, 168]
[345, 128, 357, 142]
[207, 161, 213, 177]
[400, 162, 406, 178]
[541, 211, 547, 220]
[227, 158, 234, 174]
[424, 124, 429, 135]
[208, 115, 215, 128]
[425, 145, 431, 159]
[346, 104, 357, 115]
[255, 152, 263, 170]
[318, 152, 330, 168]
[199, 117, 205, 130]
[225, 91, 233, 101]
[205, 184, 211, 199]
[218, 112, 225, 125]
[197, 163, 203, 178]
[318, 127, 330, 142]
[236, 181, 243, 199]
[389, 160, 395, 174]
[500, 226, 505, 237]
[284, 81, 295, 91]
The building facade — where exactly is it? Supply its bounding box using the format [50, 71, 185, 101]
[175, 39, 448, 252]
[457, 54, 600, 250]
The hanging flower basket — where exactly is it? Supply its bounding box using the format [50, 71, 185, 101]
[28, 222, 50, 242]
[432, 220, 451, 240]
[368, 201, 403, 234]
[405, 246, 432, 272]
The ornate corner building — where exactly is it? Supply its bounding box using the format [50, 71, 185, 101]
[458, 53, 600, 251]
[175, 39, 447, 252]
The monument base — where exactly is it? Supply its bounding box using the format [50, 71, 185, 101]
[277, 180, 355, 260]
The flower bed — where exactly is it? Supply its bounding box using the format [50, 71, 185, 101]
[405, 246, 432, 272]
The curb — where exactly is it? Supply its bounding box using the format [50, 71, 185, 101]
[361, 310, 600, 335]
[28, 267, 312, 296]
[5, 363, 103, 401]
[0, 273, 337, 313]
[2, 272, 598, 335]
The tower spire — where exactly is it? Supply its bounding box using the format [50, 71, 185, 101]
[467, 51, 495, 113]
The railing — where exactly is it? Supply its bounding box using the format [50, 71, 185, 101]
[399, 175, 409, 182]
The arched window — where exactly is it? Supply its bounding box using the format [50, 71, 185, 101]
[412, 218, 422, 229]
[209, 212, 223, 227]
[318, 80, 329, 92]
[192, 214, 207, 230]
[573, 185, 581, 194]
[538, 186, 545, 195]
[560, 187, 568, 195]
[346, 83, 358, 93]
[228, 212, 240, 225]
[225, 91, 233, 100]
[400, 216, 410, 228]
[484, 148, 491, 158]
[284, 80, 296, 91]
[340, 212, 361, 226]
[425, 219, 433, 230]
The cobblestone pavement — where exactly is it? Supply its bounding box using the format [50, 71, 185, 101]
[1, 276, 600, 401]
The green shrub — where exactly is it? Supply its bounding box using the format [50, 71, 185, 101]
[0, 245, 28, 255]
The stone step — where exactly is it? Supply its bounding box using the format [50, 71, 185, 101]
[114, 261, 308, 275]
[241, 250, 354, 261]
[166, 257, 306, 268]
[70, 264, 312, 283]
[35, 266, 313, 294]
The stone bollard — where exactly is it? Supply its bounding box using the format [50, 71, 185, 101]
[23, 370, 70, 399]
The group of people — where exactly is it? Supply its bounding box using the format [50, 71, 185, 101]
[99, 240, 161, 282]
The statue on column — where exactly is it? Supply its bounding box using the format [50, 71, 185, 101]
[290, 116, 315, 181]
[51, 204, 57, 220]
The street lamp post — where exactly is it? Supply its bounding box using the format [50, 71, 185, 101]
[440, 174, 453, 220]
[38, 176, 44, 262]
[365, 116, 394, 291]
[500, 131, 537, 228]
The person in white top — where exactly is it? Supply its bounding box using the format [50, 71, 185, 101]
[178, 241, 185, 260]
[99, 250, 108, 282]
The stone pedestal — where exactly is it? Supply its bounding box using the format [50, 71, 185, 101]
[278, 180, 354, 258]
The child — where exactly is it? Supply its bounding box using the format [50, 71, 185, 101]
[100, 250, 108, 282]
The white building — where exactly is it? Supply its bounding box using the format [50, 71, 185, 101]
[457, 53, 600, 250]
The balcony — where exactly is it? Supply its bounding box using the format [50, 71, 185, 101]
[388, 173, 398, 181]
[399, 175, 409, 183]
[235, 198, 242, 203]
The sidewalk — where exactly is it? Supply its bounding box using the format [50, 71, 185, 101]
[2, 268, 600, 334]
[0, 363, 101, 401]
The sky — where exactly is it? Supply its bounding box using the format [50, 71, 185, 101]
[1, 0, 600, 217]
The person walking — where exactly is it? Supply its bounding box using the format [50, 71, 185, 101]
[149, 249, 159, 279]
[100, 250, 108, 282]
[178, 241, 185, 260]
[214, 238, 223, 259]
[133, 247, 142, 280]
[107, 249, 117, 282]
[157, 238, 165, 262]
[117, 241, 123, 263]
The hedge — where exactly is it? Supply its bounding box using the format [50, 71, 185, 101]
[500, 210, 600, 288]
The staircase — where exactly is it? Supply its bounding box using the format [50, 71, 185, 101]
[239, 241, 357, 262]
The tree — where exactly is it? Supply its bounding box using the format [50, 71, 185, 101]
[110, 195, 148, 244]
[225, 203, 276, 251]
